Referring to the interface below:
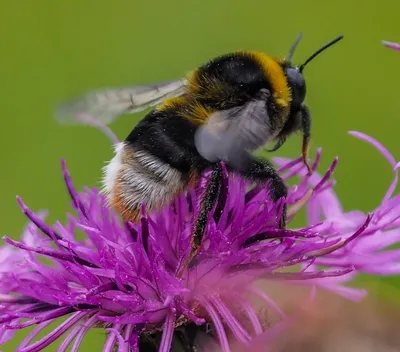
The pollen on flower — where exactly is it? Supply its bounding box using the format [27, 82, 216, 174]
[0, 132, 400, 352]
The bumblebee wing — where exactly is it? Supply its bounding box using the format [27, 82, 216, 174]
[55, 79, 186, 125]
[195, 90, 272, 169]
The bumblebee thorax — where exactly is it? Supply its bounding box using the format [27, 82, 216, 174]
[185, 51, 292, 111]
[241, 51, 291, 108]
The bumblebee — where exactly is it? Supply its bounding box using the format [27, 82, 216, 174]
[56, 34, 343, 272]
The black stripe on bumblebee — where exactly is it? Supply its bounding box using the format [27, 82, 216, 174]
[56, 33, 344, 274]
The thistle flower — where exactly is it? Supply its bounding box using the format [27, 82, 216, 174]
[383, 40, 400, 51]
[1, 130, 400, 352]
[273, 131, 400, 300]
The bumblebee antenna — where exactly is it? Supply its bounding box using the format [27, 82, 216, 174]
[299, 35, 344, 73]
[287, 32, 303, 62]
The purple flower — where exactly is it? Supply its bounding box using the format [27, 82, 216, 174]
[383, 40, 400, 51]
[1, 131, 400, 352]
[274, 131, 400, 299]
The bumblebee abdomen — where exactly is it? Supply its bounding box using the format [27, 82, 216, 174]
[155, 95, 214, 125]
[102, 142, 189, 223]
[102, 108, 211, 222]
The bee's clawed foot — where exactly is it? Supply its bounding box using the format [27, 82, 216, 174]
[303, 158, 313, 177]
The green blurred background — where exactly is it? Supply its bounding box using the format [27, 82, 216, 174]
[1, 0, 400, 350]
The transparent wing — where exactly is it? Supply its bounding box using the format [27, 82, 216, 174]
[194, 89, 272, 169]
[55, 79, 186, 125]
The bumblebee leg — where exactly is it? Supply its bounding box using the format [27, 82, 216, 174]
[175, 324, 199, 352]
[177, 163, 222, 277]
[233, 155, 288, 228]
[188, 163, 221, 263]
[300, 104, 312, 174]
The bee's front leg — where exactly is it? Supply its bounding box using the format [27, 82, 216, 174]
[230, 153, 288, 228]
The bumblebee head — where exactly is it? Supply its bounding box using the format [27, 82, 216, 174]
[285, 66, 306, 111]
[268, 34, 344, 160]
[283, 33, 344, 111]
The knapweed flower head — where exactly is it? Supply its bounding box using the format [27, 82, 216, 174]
[383, 40, 400, 51]
[1, 131, 400, 352]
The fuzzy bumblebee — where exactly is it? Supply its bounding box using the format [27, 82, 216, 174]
[56, 33, 343, 272]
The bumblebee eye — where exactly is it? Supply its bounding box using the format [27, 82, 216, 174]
[285, 68, 306, 109]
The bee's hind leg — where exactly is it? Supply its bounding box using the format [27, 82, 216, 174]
[176, 163, 222, 278]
